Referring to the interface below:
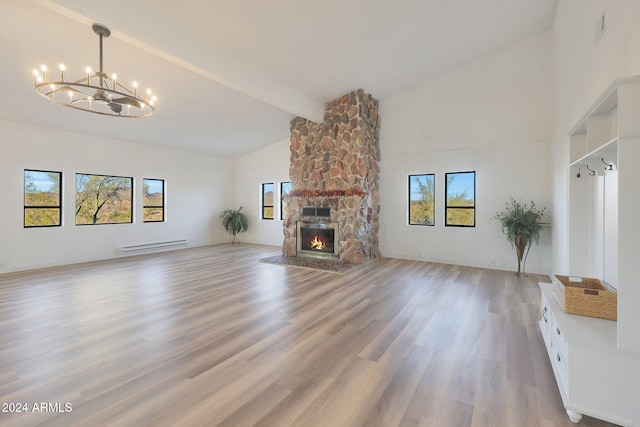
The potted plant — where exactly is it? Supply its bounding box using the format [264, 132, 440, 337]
[495, 198, 549, 276]
[220, 206, 248, 244]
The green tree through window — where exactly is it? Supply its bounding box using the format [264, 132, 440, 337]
[409, 174, 435, 225]
[445, 171, 476, 227]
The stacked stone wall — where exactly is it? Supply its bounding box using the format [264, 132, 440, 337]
[282, 89, 380, 263]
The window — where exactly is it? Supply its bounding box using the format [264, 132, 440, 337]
[143, 178, 165, 222]
[24, 169, 62, 227]
[445, 171, 476, 227]
[280, 181, 291, 220]
[408, 174, 434, 226]
[75, 173, 133, 225]
[262, 183, 274, 219]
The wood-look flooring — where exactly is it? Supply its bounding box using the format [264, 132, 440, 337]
[0, 244, 620, 427]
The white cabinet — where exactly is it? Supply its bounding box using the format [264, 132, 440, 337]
[553, 75, 640, 425]
[567, 76, 640, 352]
[539, 283, 640, 425]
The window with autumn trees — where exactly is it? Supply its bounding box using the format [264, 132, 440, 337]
[143, 178, 165, 222]
[75, 173, 133, 225]
[24, 169, 62, 227]
[262, 183, 274, 220]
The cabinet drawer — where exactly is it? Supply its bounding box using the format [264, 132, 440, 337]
[540, 288, 570, 399]
[551, 334, 569, 371]
[552, 323, 569, 362]
[547, 320, 570, 397]
[553, 349, 570, 398]
[541, 297, 552, 334]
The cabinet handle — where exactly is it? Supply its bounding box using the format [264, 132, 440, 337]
[557, 353, 561, 363]
[556, 327, 561, 335]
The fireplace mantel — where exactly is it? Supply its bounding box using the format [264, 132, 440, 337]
[286, 188, 365, 198]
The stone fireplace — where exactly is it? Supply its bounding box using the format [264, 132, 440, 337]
[282, 89, 381, 264]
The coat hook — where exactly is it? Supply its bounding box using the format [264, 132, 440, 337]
[602, 158, 614, 171]
[586, 165, 597, 176]
[576, 167, 581, 178]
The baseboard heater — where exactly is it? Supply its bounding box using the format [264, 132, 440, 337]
[119, 240, 188, 255]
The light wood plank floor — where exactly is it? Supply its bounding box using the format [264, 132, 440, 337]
[0, 244, 619, 427]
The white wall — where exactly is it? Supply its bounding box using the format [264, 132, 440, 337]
[0, 120, 234, 273]
[378, 32, 554, 274]
[233, 138, 290, 246]
[236, 32, 555, 274]
[551, 0, 640, 274]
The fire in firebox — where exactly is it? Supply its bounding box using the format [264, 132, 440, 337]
[310, 235, 326, 250]
[296, 220, 339, 259]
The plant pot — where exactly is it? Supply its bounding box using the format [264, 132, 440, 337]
[514, 235, 528, 276]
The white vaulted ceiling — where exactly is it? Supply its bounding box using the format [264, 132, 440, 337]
[0, 0, 558, 157]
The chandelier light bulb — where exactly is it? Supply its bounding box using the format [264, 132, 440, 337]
[32, 23, 156, 117]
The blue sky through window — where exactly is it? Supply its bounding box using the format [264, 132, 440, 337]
[447, 172, 475, 202]
[144, 179, 163, 194]
[25, 170, 58, 193]
[409, 175, 433, 201]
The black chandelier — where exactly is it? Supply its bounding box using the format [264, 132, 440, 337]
[33, 24, 156, 118]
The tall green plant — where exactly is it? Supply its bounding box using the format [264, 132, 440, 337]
[219, 207, 249, 243]
[495, 198, 549, 276]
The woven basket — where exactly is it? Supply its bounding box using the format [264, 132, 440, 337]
[553, 275, 617, 321]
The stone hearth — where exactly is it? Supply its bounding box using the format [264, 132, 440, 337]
[282, 89, 381, 264]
